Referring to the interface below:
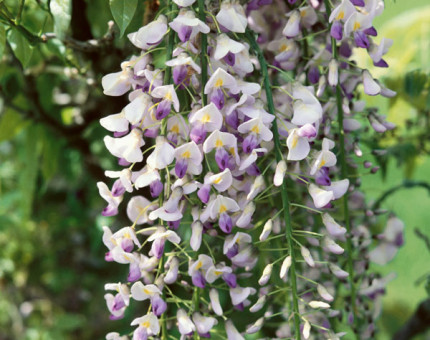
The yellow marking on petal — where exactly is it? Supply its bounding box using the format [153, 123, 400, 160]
[215, 139, 223, 147]
[196, 261, 203, 270]
[165, 91, 172, 101]
[143, 288, 151, 295]
[123, 254, 131, 261]
[236, 236, 241, 244]
[319, 159, 326, 168]
[171, 124, 179, 133]
[124, 232, 131, 239]
[336, 11, 345, 20]
[201, 113, 211, 123]
[280, 44, 288, 52]
[215, 78, 224, 88]
[291, 135, 299, 149]
[182, 150, 191, 159]
[251, 125, 260, 134]
[219, 204, 227, 213]
[300, 10, 307, 17]
[142, 321, 150, 328]
[229, 147, 235, 155]
[213, 177, 222, 184]
[353, 21, 361, 30]
[214, 270, 222, 275]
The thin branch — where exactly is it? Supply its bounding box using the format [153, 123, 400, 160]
[42, 21, 116, 52]
[392, 299, 430, 340]
[372, 180, 430, 210]
[3, 43, 105, 181]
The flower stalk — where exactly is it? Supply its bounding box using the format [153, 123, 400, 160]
[246, 29, 301, 340]
[197, 0, 207, 106]
[324, 0, 357, 330]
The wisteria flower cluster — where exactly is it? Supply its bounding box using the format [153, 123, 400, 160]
[98, 0, 401, 339]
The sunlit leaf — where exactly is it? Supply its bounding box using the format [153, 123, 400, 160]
[7, 28, 34, 68]
[50, 0, 72, 39]
[109, 0, 138, 37]
[0, 110, 30, 142]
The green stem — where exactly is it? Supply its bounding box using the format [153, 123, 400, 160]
[16, 0, 25, 24]
[193, 287, 200, 340]
[335, 35, 357, 340]
[159, 2, 176, 339]
[197, 0, 208, 106]
[323, 0, 357, 331]
[192, 5, 206, 339]
[246, 30, 301, 340]
[0, 3, 43, 45]
[159, 255, 168, 339]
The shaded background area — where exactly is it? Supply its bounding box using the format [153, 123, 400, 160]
[0, 0, 429, 339]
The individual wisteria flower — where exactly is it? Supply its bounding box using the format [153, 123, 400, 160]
[216, 1, 248, 33]
[104, 128, 145, 163]
[169, 9, 209, 42]
[97, 182, 123, 217]
[128, 15, 168, 50]
[369, 217, 404, 265]
[98, 0, 400, 338]
[130, 313, 160, 339]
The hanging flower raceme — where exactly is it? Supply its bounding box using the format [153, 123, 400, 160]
[97, 0, 400, 339]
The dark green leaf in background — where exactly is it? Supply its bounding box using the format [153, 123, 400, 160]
[18, 126, 41, 220]
[404, 70, 427, 99]
[7, 28, 34, 67]
[41, 129, 62, 180]
[0, 24, 5, 60]
[109, 0, 138, 37]
[50, 0, 72, 39]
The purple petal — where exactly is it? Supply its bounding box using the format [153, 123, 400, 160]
[242, 134, 258, 154]
[210, 89, 225, 110]
[151, 295, 167, 316]
[219, 213, 233, 233]
[330, 21, 343, 41]
[223, 52, 236, 66]
[354, 31, 370, 49]
[223, 273, 237, 288]
[197, 184, 211, 204]
[192, 271, 206, 288]
[215, 148, 230, 171]
[112, 179, 126, 197]
[150, 179, 163, 198]
[128, 262, 141, 282]
[156, 99, 172, 120]
[175, 158, 188, 178]
[190, 123, 207, 144]
[178, 25, 193, 42]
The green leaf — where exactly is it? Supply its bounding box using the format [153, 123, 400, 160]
[0, 109, 30, 142]
[404, 70, 428, 99]
[50, 0, 71, 39]
[41, 129, 62, 180]
[0, 24, 5, 60]
[18, 126, 41, 220]
[109, 0, 138, 37]
[7, 28, 34, 68]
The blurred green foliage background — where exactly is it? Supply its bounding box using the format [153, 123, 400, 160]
[0, 0, 429, 339]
